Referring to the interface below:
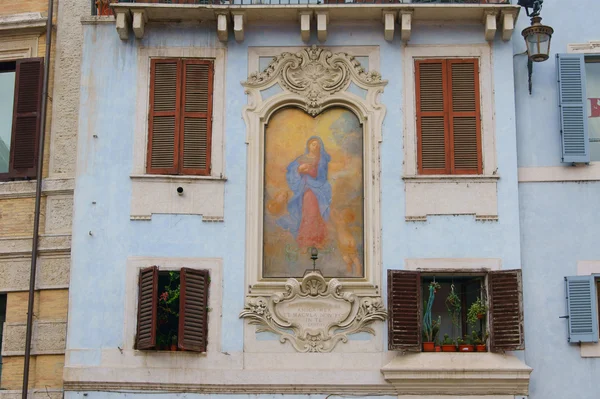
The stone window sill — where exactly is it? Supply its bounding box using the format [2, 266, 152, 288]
[381, 352, 531, 396]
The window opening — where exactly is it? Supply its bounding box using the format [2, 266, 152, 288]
[585, 56, 600, 162]
[0, 62, 16, 174]
[157, 271, 180, 351]
[422, 275, 487, 352]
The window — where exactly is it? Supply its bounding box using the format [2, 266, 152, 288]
[136, 266, 209, 352]
[415, 58, 482, 175]
[147, 58, 214, 176]
[564, 275, 599, 343]
[0, 59, 43, 180]
[388, 269, 524, 353]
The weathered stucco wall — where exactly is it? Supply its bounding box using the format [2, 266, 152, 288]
[515, 2, 600, 399]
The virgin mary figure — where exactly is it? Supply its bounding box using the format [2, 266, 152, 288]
[277, 136, 332, 249]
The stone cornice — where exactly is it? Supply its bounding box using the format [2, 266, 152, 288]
[0, 234, 71, 256]
[0, 12, 47, 33]
[381, 353, 532, 396]
[63, 381, 397, 395]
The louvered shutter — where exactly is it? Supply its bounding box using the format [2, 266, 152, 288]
[147, 59, 180, 174]
[136, 266, 158, 350]
[557, 53, 589, 164]
[178, 268, 209, 352]
[488, 270, 525, 352]
[9, 58, 43, 178]
[416, 60, 448, 174]
[387, 269, 421, 351]
[180, 60, 213, 176]
[448, 59, 482, 174]
[565, 275, 598, 343]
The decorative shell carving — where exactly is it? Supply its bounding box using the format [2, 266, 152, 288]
[240, 271, 387, 353]
[244, 45, 386, 116]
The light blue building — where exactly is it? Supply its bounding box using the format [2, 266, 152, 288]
[65, 1, 600, 399]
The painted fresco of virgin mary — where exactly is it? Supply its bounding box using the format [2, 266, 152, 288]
[277, 136, 332, 249]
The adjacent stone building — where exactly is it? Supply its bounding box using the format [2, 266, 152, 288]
[0, 0, 78, 397]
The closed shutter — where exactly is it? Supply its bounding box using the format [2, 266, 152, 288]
[565, 275, 598, 343]
[136, 266, 158, 350]
[387, 270, 421, 351]
[180, 60, 213, 176]
[488, 270, 525, 352]
[178, 268, 209, 352]
[416, 60, 447, 174]
[147, 59, 181, 174]
[9, 58, 43, 178]
[448, 59, 482, 174]
[557, 53, 589, 164]
[416, 58, 481, 175]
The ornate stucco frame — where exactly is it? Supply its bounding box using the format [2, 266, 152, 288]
[242, 46, 387, 297]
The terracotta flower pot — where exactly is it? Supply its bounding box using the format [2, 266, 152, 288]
[476, 344, 487, 352]
[423, 342, 435, 352]
[459, 345, 475, 352]
[435, 346, 441, 352]
[170, 344, 177, 351]
[477, 313, 484, 320]
[441, 344, 456, 352]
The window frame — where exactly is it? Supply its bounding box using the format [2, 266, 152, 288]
[146, 57, 214, 177]
[584, 55, 600, 162]
[415, 58, 483, 175]
[0, 58, 43, 181]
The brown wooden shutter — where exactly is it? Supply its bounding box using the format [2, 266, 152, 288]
[387, 269, 421, 351]
[416, 60, 448, 174]
[178, 268, 209, 352]
[136, 266, 158, 350]
[180, 59, 213, 176]
[9, 58, 43, 178]
[488, 269, 525, 352]
[147, 59, 180, 174]
[448, 59, 482, 174]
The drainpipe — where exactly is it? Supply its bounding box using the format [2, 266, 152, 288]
[21, 0, 55, 397]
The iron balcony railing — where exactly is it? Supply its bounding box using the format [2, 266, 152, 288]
[93, 0, 511, 16]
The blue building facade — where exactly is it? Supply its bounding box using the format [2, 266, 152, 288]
[64, 1, 600, 398]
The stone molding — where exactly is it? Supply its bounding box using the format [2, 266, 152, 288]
[0, 178, 74, 199]
[240, 271, 386, 353]
[518, 164, 600, 182]
[568, 40, 600, 54]
[242, 46, 386, 297]
[381, 353, 532, 396]
[0, 390, 63, 399]
[0, 234, 71, 256]
[1, 320, 67, 356]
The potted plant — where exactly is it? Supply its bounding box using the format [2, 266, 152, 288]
[467, 297, 488, 327]
[474, 331, 489, 352]
[170, 336, 178, 352]
[441, 334, 456, 352]
[422, 282, 441, 352]
[458, 334, 475, 352]
[157, 272, 180, 351]
[445, 285, 461, 329]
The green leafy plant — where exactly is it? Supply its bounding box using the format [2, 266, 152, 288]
[467, 297, 488, 327]
[471, 330, 482, 345]
[456, 336, 465, 345]
[445, 285, 461, 327]
[441, 334, 455, 346]
[156, 272, 180, 349]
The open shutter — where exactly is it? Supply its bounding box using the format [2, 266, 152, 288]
[147, 59, 181, 174]
[565, 275, 598, 343]
[557, 53, 589, 164]
[387, 269, 421, 351]
[179, 268, 209, 352]
[180, 60, 213, 176]
[416, 60, 448, 175]
[488, 269, 525, 352]
[136, 266, 158, 350]
[448, 59, 482, 174]
[9, 58, 43, 178]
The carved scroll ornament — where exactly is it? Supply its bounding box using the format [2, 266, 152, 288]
[243, 45, 386, 116]
[240, 271, 387, 353]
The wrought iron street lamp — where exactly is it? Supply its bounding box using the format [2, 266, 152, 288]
[519, 0, 554, 62]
